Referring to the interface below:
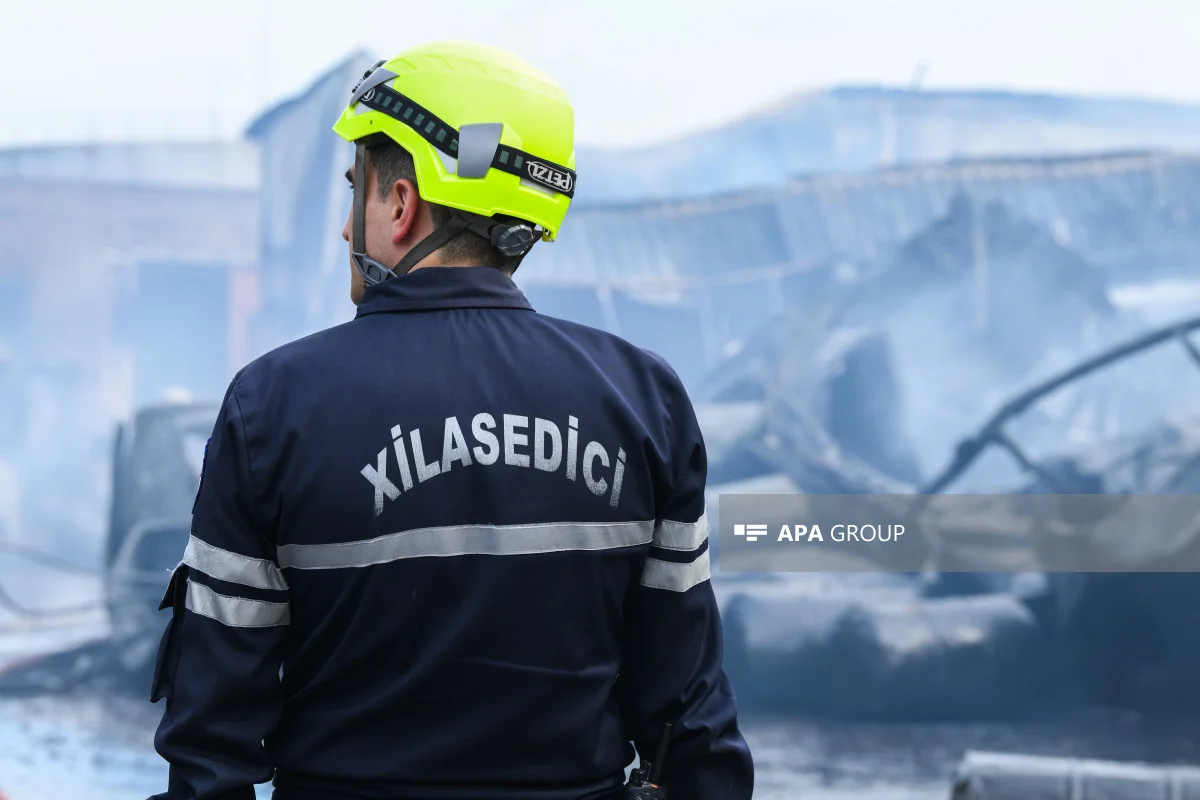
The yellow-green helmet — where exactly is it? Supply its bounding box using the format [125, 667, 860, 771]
[333, 41, 576, 282]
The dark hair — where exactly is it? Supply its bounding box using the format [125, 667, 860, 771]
[366, 137, 522, 275]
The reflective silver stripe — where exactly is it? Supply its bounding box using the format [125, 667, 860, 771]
[182, 535, 289, 591]
[653, 510, 709, 551]
[639, 550, 711, 593]
[277, 520, 655, 570]
[185, 581, 290, 628]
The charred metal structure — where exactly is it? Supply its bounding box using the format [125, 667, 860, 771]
[715, 313, 1200, 720]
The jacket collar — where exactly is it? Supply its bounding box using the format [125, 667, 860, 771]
[354, 266, 534, 317]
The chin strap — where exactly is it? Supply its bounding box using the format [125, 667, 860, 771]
[351, 141, 543, 288]
[351, 141, 396, 286]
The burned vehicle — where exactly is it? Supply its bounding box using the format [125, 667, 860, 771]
[105, 400, 218, 684]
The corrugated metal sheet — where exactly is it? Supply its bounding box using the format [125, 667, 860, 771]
[520, 151, 1200, 291]
[573, 86, 1200, 203]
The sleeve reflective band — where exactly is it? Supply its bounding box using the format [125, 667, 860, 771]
[185, 581, 291, 628]
[639, 510, 711, 592]
[182, 535, 289, 591]
[359, 84, 576, 199]
[640, 549, 711, 593]
[651, 510, 710, 551]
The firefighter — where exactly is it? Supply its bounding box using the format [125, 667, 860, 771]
[148, 40, 753, 800]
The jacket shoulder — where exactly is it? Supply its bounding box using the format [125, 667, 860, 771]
[531, 311, 686, 389]
[230, 320, 357, 394]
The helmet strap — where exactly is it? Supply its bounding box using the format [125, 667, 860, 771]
[390, 214, 470, 276]
[350, 141, 400, 286]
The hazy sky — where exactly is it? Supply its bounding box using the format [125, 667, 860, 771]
[5, 0, 1200, 149]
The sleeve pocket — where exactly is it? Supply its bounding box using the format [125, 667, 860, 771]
[150, 562, 189, 703]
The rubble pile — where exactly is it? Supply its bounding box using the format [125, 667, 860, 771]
[694, 197, 1200, 721]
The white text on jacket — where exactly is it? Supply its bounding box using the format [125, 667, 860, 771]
[361, 414, 627, 516]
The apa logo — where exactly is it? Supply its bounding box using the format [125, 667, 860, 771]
[527, 161, 573, 193]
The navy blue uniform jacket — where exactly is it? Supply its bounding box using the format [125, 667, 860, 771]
[150, 266, 753, 800]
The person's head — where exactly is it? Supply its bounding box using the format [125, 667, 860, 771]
[340, 135, 524, 303]
[332, 42, 578, 305]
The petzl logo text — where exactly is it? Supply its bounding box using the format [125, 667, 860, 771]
[734, 524, 768, 543]
[527, 161, 573, 193]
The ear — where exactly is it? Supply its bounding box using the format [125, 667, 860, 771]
[388, 178, 421, 245]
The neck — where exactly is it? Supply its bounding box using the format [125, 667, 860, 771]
[407, 257, 490, 271]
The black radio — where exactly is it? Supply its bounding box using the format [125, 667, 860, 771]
[624, 723, 673, 799]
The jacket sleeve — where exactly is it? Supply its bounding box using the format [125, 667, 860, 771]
[149, 374, 288, 800]
[616, 366, 754, 799]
